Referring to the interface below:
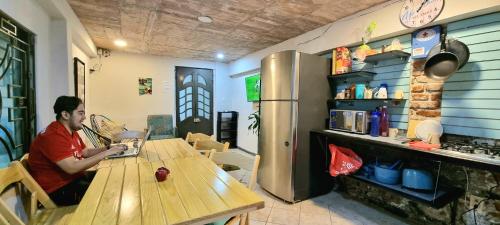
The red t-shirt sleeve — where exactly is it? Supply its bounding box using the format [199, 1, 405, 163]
[41, 132, 75, 163]
[77, 134, 87, 150]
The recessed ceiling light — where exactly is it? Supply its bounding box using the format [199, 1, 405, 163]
[198, 16, 213, 23]
[216, 53, 224, 59]
[114, 39, 127, 47]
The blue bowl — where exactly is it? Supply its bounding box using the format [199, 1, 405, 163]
[402, 169, 434, 190]
[374, 164, 401, 185]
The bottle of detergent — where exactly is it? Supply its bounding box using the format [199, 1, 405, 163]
[370, 110, 381, 137]
[379, 106, 390, 137]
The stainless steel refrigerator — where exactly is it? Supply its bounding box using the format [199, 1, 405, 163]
[258, 50, 331, 202]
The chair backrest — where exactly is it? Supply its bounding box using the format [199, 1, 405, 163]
[147, 114, 174, 136]
[82, 124, 111, 148]
[90, 114, 127, 133]
[0, 161, 57, 225]
[185, 132, 214, 143]
[193, 139, 229, 152]
[209, 151, 260, 190]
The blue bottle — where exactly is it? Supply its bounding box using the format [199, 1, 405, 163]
[370, 110, 381, 137]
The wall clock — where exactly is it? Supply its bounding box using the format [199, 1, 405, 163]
[400, 0, 444, 28]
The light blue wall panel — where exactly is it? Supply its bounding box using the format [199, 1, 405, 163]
[441, 12, 500, 138]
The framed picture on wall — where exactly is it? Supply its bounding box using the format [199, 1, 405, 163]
[74, 57, 85, 106]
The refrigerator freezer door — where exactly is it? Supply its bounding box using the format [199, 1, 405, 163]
[258, 100, 296, 202]
[260, 50, 298, 100]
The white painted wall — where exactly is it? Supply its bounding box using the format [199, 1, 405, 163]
[88, 51, 231, 134]
[230, 76, 259, 152]
[228, 0, 500, 153]
[72, 43, 91, 111]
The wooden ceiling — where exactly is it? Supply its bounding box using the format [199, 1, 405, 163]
[68, 0, 389, 62]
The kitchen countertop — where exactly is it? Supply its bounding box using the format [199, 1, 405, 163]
[314, 130, 500, 170]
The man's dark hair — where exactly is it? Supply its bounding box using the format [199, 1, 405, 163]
[53, 96, 83, 120]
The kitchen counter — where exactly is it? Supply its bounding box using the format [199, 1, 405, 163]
[312, 130, 500, 172]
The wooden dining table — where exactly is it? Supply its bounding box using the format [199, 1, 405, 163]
[69, 138, 264, 225]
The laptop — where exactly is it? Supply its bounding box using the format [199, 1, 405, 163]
[107, 129, 151, 158]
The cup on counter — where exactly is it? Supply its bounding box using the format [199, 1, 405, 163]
[389, 128, 399, 138]
[355, 84, 365, 99]
[394, 90, 404, 99]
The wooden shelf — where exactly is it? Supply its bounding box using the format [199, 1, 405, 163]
[328, 71, 376, 80]
[349, 174, 463, 208]
[327, 98, 407, 106]
[364, 50, 411, 64]
[328, 98, 407, 103]
[220, 129, 237, 132]
[217, 111, 238, 148]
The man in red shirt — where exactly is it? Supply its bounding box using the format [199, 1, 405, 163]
[29, 96, 126, 206]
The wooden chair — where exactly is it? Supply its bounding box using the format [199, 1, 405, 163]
[185, 132, 214, 144]
[208, 150, 260, 225]
[0, 160, 76, 225]
[193, 139, 229, 155]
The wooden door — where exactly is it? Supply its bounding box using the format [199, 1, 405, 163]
[175, 67, 213, 139]
[0, 13, 36, 167]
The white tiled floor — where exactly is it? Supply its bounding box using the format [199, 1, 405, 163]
[229, 149, 411, 225]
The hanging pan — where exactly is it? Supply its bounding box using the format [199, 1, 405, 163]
[427, 38, 470, 70]
[424, 33, 460, 81]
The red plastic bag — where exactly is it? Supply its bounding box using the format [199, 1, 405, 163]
[329, 144, 363, 176]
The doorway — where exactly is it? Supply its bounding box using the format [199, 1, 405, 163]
[175, 66, 214, 139]
[0, 11, 36, 166]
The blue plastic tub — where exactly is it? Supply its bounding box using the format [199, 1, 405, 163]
[374, 164, 401, 185]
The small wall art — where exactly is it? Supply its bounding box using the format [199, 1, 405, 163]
[139, 78, 152, 95]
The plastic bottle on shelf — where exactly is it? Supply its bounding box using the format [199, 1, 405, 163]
[370, 110, 381, 137]
[379, 106, 390, 137]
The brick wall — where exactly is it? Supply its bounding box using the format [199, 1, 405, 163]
[409, 60, 444, 120]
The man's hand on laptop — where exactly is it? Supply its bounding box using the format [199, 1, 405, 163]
[106, 144, 128, 156]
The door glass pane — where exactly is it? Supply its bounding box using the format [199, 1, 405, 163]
[198, 109, 204, 117]
[179, 89, 186, 98]
[183, 75, 192, 85]
[180, 112, 185, 121]
[198, 76, 207, 85]
[204, 105, 210, 112]
[186, 95, 192, 101]
[180, 104, 185, 112]
[205, 91, 210, 98]
[204, 112, 210, 119]
[187, 87, 192, 94]
[186, 109, 192, 117]
[179, 98, 185, 105]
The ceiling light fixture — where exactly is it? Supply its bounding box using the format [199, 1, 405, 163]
[216, 53, 224, 59]
[114, 39, 127, 47]
[198, 16, 213, 23]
